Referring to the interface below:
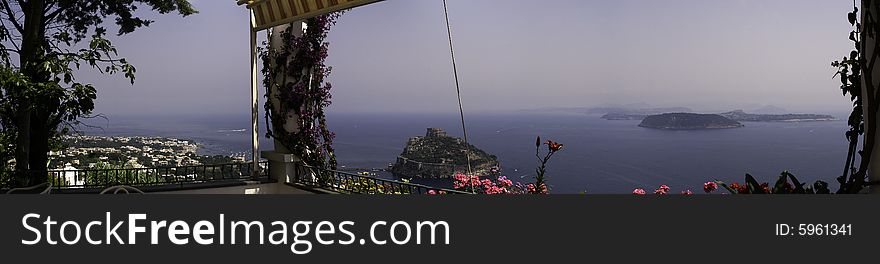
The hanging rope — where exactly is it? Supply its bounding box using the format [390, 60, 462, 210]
[442, 0, 473, 177]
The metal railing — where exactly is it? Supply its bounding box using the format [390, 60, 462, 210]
[1, 162, 268, 190]
[292, 163, 468, 194]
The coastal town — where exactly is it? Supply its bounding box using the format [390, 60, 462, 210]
[47, 135, 246, 170]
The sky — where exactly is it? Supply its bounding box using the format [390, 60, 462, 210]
[78, 0, 858, 116]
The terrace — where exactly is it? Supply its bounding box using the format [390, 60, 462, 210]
[3, 1, 879, 195]
[1, 0, 475, 195]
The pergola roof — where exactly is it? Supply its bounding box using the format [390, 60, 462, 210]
[238, 0, 383, 31]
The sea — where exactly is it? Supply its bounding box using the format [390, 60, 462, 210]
[78, 112, 852, 194]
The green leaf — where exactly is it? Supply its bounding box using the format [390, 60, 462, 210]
[773, 172, 789, 193]
[745, 174, 761, 194]
[813, 181, 830, 194]
[715, 180, 737, 194]
[785, 171, 806, 194]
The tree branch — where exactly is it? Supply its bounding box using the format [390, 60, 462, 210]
[0, 0, 23, 34]
[43, 3, 67, 23]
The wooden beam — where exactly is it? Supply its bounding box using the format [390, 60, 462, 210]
[243, 0, 383, 31]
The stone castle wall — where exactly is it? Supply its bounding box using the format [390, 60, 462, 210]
[390, 128, 499, 179]
[392, 156, 497, 179]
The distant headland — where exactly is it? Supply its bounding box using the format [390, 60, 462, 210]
[639, 113, 744, 130]
[719, 110, 835, 122]
[590, 105, 835, 123]
[604, 110, 836, 122]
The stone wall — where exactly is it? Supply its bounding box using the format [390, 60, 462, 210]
[392, 156, 498, 179]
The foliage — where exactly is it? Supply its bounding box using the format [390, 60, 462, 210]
[533, 136, 563, 194]
[632, 185, 693, 195]
[397, 131, 497, 165]
[78, 162, 158, 187]
[0, 168, 10, 188]
[635, 172, 830, 195]
[447, 137, 563, 194]
[0, 124, 13, 167]
[339, 177, 415, 194]
[260, 14, 342, 172]
[832, 0, 880, 193]
[712, 172, 831, 195]
[452, 174, 521, 194]
[647, 171, 835, 195]
[0, 0, 196, 187]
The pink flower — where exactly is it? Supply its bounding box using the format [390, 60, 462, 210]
[480, 179, 494, 188]
[452, 174, 484, 190]
[470, 176, 481, 187]
[681, 190, 693, 195]
[497, 176, 513, 188]
[659, 185, 670, 193]
[452, 174, 470, 189]
[703, 182, 718, 193]
[485, 185, 509, 195]
[632, 188, 646, 195]
[426, 190, 446, 195]
[654, 188, 667, 195]
[525, 183, 548, 194]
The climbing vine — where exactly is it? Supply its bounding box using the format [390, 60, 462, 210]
[833, 0, 880, 193]
[259, 13, 343, 170]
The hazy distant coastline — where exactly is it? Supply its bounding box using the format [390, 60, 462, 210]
[74, 112, 848, 193]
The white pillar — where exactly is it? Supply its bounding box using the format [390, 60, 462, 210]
[267, 22, 307, 152]
[261, 22, 310, 184]
[250, 11, 260, 180]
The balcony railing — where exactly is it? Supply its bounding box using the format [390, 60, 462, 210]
[2, 162, 466, 194]
[1, 162, 269, 191]
[291, 164, 468, 194]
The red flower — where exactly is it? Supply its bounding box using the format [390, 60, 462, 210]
[703, 182, 718, 193]
[545, 140, 564, 152]
[527, 183, 549, 194]
[730, 182, 740, 192]
[632, 188, 647, 195]
[760, 183, 771, 194]
[654, 185, 669, 195]
[729, 182, 743, 194]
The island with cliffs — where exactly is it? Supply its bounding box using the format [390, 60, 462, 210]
[639, 113, 744, 130]
[390, 128, 500, 179]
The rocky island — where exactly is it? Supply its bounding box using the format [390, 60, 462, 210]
[639, 113, 744, 130]
[598, 106, 692, 120]
[390, 128, 499, 179]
